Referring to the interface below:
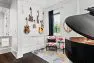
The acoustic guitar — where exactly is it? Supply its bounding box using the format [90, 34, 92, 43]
[38, 27, 44, 34]
[24, 17, 30, 34]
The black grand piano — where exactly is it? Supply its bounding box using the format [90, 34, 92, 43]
[65, 7, 94, 63]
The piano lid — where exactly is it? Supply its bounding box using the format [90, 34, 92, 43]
[65, 7, 94, 40]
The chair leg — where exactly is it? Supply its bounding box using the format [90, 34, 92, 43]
[63, 48, 65, 54]
[46, 46, 47, 51]
[55, 46, 57, 52]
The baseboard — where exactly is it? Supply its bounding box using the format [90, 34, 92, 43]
[11, 49, 17, 58]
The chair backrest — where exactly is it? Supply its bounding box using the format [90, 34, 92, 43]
[47, 36, 56, 43]
[47, 39, 56, 43]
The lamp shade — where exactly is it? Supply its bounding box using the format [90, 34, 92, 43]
[65, 7, 94, 40]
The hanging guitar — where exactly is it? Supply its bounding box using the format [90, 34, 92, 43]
[37, 10, 39, 23]
[38, 27, 44, 34]
[24, 17, 30, 34]
[38, 12, 44, 34]
[29, 7, 33, 22]
[40, 12, 44, 28]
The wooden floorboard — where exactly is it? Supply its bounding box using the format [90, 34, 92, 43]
[0, 52, 16, 63]
[0, 52, 48, 63]
[23, 52, 48, 63]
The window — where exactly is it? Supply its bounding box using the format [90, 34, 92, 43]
[53, 12, 61, 36]
[48, 10, 61, 36]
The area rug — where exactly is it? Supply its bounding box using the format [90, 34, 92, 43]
[36, 50, 64, 63]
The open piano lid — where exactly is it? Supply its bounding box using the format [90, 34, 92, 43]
[65, 7, 94, 40]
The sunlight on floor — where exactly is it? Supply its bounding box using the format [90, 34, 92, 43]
[33, 49, 72, 63]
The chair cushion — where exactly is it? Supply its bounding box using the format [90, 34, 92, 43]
[47, 42, 57, 46]
[48, 39, 56, 42]
[47, 36, 56, 39]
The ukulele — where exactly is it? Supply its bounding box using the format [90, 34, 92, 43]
[29, 7, 33, 22]
[24, 17, 30, 34]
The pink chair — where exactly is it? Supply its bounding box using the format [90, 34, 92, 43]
[46, 36, 57, 51]
[57, 37, 65, 53]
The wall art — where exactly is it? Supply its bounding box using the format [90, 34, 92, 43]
[24, 6, 45, 35]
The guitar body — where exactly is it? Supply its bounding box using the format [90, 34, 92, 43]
[24, 24, 30, 34]
[38, 27, 44, 34]
[29, 14, 33, 22]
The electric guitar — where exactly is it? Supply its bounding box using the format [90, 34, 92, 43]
[29, 7, 33, 22]
[37, 10, 39, 23]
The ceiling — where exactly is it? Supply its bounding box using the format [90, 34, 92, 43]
[0, 0, 64, 8]
[0, 0, 12, 8]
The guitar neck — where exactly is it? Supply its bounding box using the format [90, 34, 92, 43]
[26, 17, 28, 25]
[37, 10, 39, 17]
[30, 7, 32, 16]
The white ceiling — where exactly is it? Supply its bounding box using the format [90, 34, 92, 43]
[0, 0, 63, 8]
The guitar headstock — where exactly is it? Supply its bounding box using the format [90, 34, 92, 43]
[25, 17, 27, 20]
[30, 7, 32, 11]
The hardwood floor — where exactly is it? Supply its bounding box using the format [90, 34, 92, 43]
[23, 52, 48, 63]
[0, 52, 16, 63]
[0, 52, 48, 63]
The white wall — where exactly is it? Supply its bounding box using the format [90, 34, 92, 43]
[0, 7, 10, 36]
[3, 9, 10, 36]
[45, 0, 62, 8]
[17, 0, 46, 58]
[9, 0, 18, 58]
[79, 0, 94, 14]
[0, 13, 4, 36]
[44, 0, 82, 37]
